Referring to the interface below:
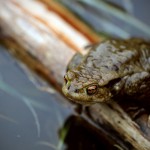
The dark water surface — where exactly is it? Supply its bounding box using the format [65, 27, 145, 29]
[0, 46, 73, 150]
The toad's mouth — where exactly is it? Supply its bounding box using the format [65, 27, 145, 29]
[66, 96, 102, 105]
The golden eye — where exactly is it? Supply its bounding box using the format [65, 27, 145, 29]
[86, 85, 97, 95]
[64, 75, 68, 84]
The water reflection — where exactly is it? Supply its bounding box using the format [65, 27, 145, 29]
[59, 115, 113, 150]
[0, 46, 73, 150]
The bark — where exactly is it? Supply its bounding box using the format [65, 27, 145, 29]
[0, 0, 150, 149]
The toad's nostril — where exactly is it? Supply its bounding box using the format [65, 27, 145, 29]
[74, 89, 79, 93]
[67, 85, 70, 90]
[64, 75, 68, 84]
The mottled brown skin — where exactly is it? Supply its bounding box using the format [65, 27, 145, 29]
[62, 39, 150, 105]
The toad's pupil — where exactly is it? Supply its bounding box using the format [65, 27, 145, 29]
[87, 85, 97, 95]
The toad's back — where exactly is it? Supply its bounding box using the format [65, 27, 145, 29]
[83, 39, 150, 86]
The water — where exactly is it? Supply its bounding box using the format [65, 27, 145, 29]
[0, 46, 73, 150]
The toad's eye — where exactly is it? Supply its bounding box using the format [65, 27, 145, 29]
[64, 75, 68, 84]
[86, 85, 97, 95]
